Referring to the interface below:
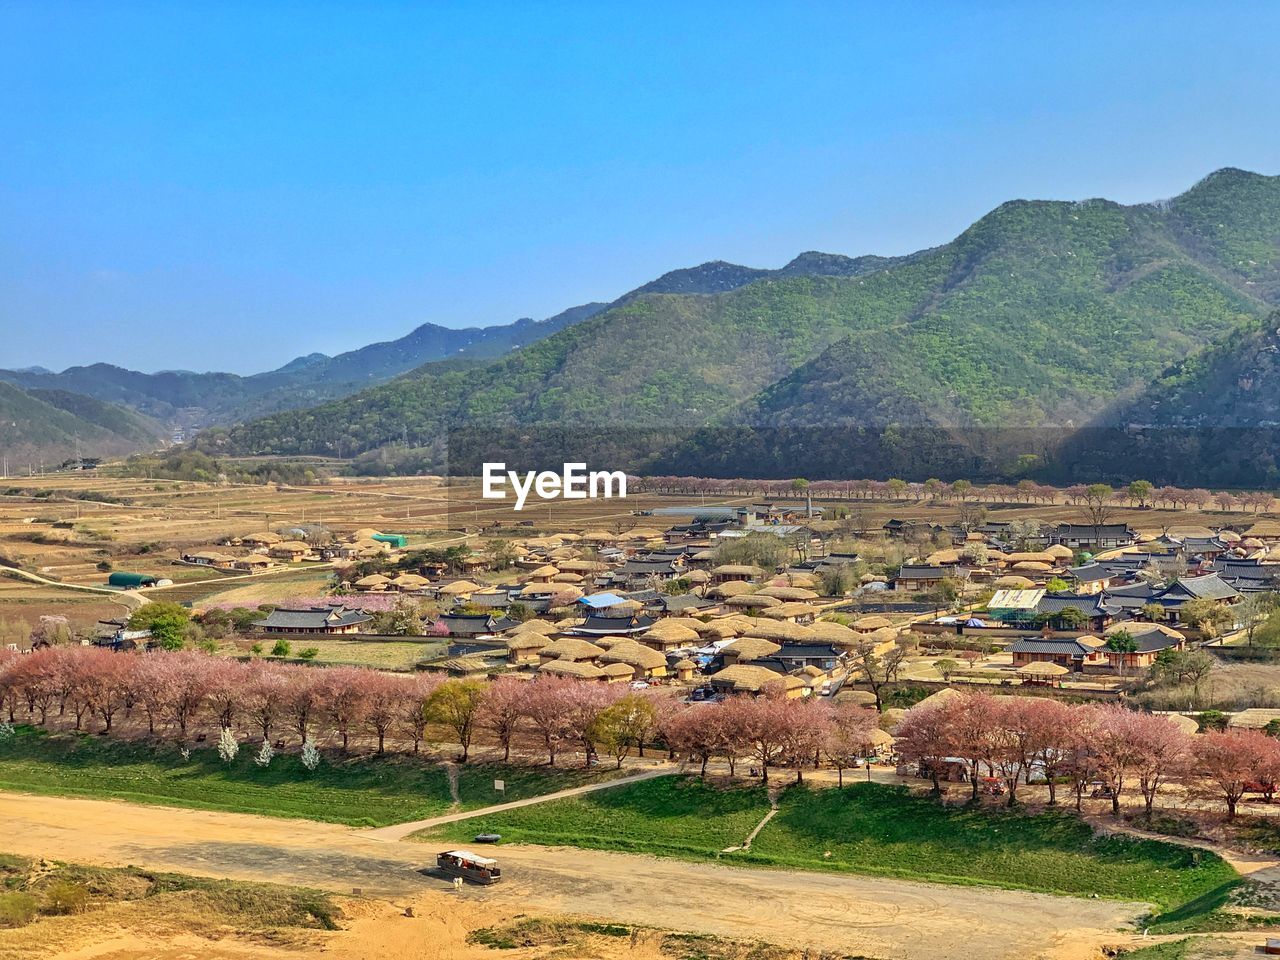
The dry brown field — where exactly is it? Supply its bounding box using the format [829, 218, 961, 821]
[2, 466, 1277, 629]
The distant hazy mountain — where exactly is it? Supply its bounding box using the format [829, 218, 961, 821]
[0, 381, 164, 465]
[213, 168, 1280, 486]
[0, 301, 610, 431]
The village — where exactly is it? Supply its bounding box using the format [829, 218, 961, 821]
[7, 471, 1280, 960]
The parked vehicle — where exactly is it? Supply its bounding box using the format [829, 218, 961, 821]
[436, 850, 502, 884]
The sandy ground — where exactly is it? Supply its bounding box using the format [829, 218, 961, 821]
[0, 789, 1144, 960]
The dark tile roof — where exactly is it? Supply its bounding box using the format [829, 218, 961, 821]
[1157, 574, 1240, 602]
[1009, 637, 1095, 656]
[1036, 594, 1108, 617]
[1068, 563, 1112, 583]
[252, 607, 371, 630]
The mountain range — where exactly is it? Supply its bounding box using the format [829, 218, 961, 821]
[204, 167, 1280, 486]
[8, 167, 1280, 485]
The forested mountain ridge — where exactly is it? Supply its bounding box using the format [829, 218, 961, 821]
[0, 382, 164, 464]
[207, 168, 1280, 486]
[0, 301, 610, 430]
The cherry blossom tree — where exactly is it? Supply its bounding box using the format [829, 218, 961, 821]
[521, 676, 578, 765]
[245, 661, 290, 743]
[1192, 729, 1280, 820]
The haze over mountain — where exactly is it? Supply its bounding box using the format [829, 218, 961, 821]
[0, 381, 165, 465]
[0, 302, 610, 434]
[207, 168, 1280, 485]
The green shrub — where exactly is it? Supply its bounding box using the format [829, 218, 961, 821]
[42, 880, 90, 915]
[271, 639, 291, 657]
[0, 891, 38, 927]
[298, 647, 319, 660]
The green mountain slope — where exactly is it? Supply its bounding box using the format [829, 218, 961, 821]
[0, 302, 609, 429]
[0, 382, 164, 463]
[209, 168, 1280, 483]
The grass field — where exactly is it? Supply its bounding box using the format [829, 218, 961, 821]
[0, 726, 622, 828]
[213, 637, 447, 670]
[433, 776, 770, 857]
[423, 778, 1238, 914]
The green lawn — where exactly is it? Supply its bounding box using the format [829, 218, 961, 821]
[425, 777, 1237, 913]
[426, 775, 770, 857]
[0, 726, 621, 828]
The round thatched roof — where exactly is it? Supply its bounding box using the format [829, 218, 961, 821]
[879, 707, 908, 731]
[994, 575, 1036, 588]
[1044, 544, 1075, 559]
[741, 620, 815, 643]
[712, 564, 765, 577]
[914, 687, 964, 710]
[600, 641, 667, 670]
[1018, 661, 1068, 677]
[1006, 551, 1059, 564]
[756, 585, 819, 601]
[552, 572, 584, 583]
[721, 636, 783, 661]
[539, 659, 606, 679]
[438, 579, 482, 595]
[853, 615, 894, 631]
[1163, 713, 1200, 735]
[673, 658, 696, 670]
[1011, 561, 1052, 573]
[642, 622, 701, 645]
[808, 621, 860, 646]
[508, 618, 558, 636]
[709, 581, 756, 599]
[355, 574, 391, 588]
[835, 689, 877, 708]
[725, 594, 780, 609]
[761, 602, 821, 620]
[685, 569, 711, 583]
[505, 633, 551, 650]
[539, 637, 607, 661]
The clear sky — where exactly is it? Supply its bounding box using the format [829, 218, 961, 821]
[3, 1, 1279, 374]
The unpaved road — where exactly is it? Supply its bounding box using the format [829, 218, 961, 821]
[0, 790, 1143, 960]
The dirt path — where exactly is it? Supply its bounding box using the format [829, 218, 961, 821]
[362, 767, 672, 841]
[0, 789, 1144, 960]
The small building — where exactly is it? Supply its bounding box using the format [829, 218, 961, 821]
[1047, 523, 1137, 550]
[251, 605, 372, 635]
[1008, 636, 1101, 672]
[893, 564, 965, 592]
[707, 664, 807, 698]
[107, 571, 169, 589]
[268, 540, 312, 562]
[233, 555, 275, 572]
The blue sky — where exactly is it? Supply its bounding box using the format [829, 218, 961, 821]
[3, 1, 1279, 374]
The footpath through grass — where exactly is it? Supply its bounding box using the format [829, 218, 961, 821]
[425, 777, 1237, 913]
[0, 725, 620, 828]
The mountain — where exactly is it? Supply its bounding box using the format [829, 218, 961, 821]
[209, 168, 1280, 487]
[0, 302, 609, 431]
[0, 382, 165, 464]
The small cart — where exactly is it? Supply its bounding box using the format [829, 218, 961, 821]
[436, 849, 502, 885]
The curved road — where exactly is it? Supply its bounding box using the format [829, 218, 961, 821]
[0, 790, 1143, 960]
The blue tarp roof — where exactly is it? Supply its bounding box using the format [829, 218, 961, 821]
[578, 592, 627, 609]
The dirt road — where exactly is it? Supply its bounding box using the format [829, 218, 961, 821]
[0, 790, 1143, 960]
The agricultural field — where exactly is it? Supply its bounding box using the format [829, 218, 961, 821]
[423, 777, 1238, 915]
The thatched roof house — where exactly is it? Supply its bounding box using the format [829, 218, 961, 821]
[539, 659, 607, 680]
[708, 664, 806, 697]
[721, 636, 783, 663]
[537, 637, 607, 662]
